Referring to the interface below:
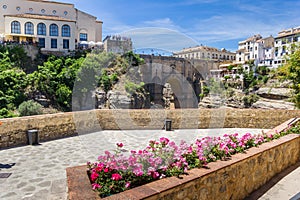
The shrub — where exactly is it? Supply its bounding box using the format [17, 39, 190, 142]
[243, 94, 259, 108]
[125, 81, 145, 94]
[0, 108, 17, 119]
[18, 100, 43, 116]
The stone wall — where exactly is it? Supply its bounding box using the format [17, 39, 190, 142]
[66, 120, 300, 200]
[1, 109, 300, 148]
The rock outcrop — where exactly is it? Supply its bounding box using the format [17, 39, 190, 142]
[256, 87, 293, 100]
[252, 98, 295, 110]
[107, 91, 131, 109]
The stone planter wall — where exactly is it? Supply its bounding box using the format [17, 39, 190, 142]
[66, 119, 300, 200]
[1, 109, 300, 148]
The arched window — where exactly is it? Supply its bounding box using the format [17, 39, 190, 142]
[49, 24, 58, 36]
[37, 23, 46, 35]
[61, 25, 70, 37]
[25, 22, 34, 35]
[11, 21, 21, 34]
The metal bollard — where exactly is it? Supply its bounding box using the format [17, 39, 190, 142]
[27, 129, 39, 145]
[165, 119, 172, 131]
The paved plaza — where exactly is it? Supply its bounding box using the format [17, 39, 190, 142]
[0, 128, 299, 200]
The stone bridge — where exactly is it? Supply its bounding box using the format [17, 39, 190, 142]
[139, 55, 219, 108]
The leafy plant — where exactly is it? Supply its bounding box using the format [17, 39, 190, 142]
[243, 94, 259, 108]
[18, 100, 43, 116]
[125, 81, 145, 94]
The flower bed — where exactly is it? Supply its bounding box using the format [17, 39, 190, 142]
[67, 118, 300, 200]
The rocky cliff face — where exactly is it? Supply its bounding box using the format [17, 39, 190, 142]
[199, 79, 295, 110]
[252, 79, 295, 110]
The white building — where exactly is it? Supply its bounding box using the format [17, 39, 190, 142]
[0, 0, 102, 52]
[273, 27, 300, 68]
[173, 45, 236, 61]
[236, 34, 274, 67]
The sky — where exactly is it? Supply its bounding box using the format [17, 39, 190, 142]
[59, 0, 300, 53]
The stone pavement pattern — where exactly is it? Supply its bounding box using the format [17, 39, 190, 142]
[1, 128, 297, 200]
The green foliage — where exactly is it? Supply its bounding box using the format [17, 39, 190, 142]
[29, 55, 85, 111]
[18, 100, 43, 116]
[0, 108, 17, 119]
[207, 78, 225, 95]
[202, 86, 210, 96]
[123, 51, 145, 66]
[279, 45, 300, 108]
[243, 94, 259, 108]
[224, 75, 231, 80]
[0, 45, 30, 69]
[0, 47, 146, 116]
[125, 81, 145, 94]
[56, 84, 72, 109]
[227, 65, 234, 71]
[256, 66, 270, 76]
[243, 70, 256, 90]
[0, 68, 27, 118]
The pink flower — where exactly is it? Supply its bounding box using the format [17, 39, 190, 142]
[151, 171, 160, 179]
[160, 137, 169, 145]
[92, 183, 101, 190]
[90, 172, 99, 182]
[133, 167, 144, 176]
[117, 143, 123, 148]
[111, 173, 122, 181]
[268, 134, 273, 139]
[104, 168, 109, 173]
[125, 182, 131, 188]
[95, 163, 104, 172]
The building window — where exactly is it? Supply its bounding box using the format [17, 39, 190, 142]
[16, 6, 20, 11]
[11, 21, 21, 34]
[52, 10, 57, 14]
[50, 24, 58, 36]
[62, 25, 70, 37]
[38, 38, 45, 48]
[29, 8, 33, 13]
[41, 9, 45, 13]
[63, 39, 69, 49]
[25, 22, 34, 35]
[37, 23, 46, 35]
[3, 5, 7, 9]
[79, 33, 88, 41]
[64, 11, 68, 15]
[51, 38, 57, 48]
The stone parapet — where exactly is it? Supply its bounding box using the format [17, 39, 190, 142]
[1, 109, 300, 148]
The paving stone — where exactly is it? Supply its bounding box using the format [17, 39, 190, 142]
[17, 182, 27, 189]
[38, 181, 51, 187]
[22, 186, 36, 192]
[30, 178, 43, 183]
[50, 179, 67, 194]
[1, 192, 18, 198]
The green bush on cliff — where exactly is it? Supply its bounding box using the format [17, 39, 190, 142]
[18, 100, 43, 117]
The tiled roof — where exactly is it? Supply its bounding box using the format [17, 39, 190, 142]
[4, 14, 75, 22]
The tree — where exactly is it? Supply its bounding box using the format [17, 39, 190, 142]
[0, 68, 27, 118]
[282, 45, 300, 108]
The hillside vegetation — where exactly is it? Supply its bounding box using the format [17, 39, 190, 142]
[0, 45, 144, 118]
